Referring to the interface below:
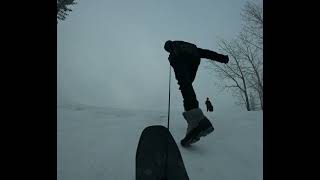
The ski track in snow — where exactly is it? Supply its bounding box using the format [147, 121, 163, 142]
[57, 104, 262, 180]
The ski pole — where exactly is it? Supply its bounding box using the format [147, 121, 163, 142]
[167, 65, 171, 130]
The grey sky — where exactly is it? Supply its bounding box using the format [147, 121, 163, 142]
[58, 0, 252, 112]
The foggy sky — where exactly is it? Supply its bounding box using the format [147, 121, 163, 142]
[58, 0, 252, 112]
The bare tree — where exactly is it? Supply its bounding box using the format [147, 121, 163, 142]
[240, 0, 263, 110]
[208, 0, 263, 111]
[241, 0, 263, 50]
[57, 0, 77, 23]
[236, 30, 263, 110]
[209, 39, 252, 111]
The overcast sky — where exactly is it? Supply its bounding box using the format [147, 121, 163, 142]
[58, 0, 256, 112]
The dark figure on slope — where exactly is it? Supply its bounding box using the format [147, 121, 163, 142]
[164, 40, 229, 146]
[205, 97, 213, 112]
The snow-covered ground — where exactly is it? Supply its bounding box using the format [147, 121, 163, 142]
[57, 103, 262, 180]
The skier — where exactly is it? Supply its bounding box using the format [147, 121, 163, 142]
[164, 40, 229, 146]
[205, 97, 213, 112]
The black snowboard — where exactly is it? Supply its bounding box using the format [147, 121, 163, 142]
[136, 125, 189, 180]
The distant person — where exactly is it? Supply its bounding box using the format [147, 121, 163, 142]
[164, 40, 229, 146]
[205, 97, 213, 112]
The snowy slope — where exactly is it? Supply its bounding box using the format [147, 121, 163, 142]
[57, 103, 262, 180]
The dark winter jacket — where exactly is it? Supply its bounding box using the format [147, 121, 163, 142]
[166, 40, 228, 64]
[167, 41, 201, 62]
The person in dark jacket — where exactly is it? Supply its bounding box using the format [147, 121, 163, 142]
[205, 97, 213, 112]
[164, 40, 229, 146]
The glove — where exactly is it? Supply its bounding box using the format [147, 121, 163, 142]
[223, 55, 229, 64]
